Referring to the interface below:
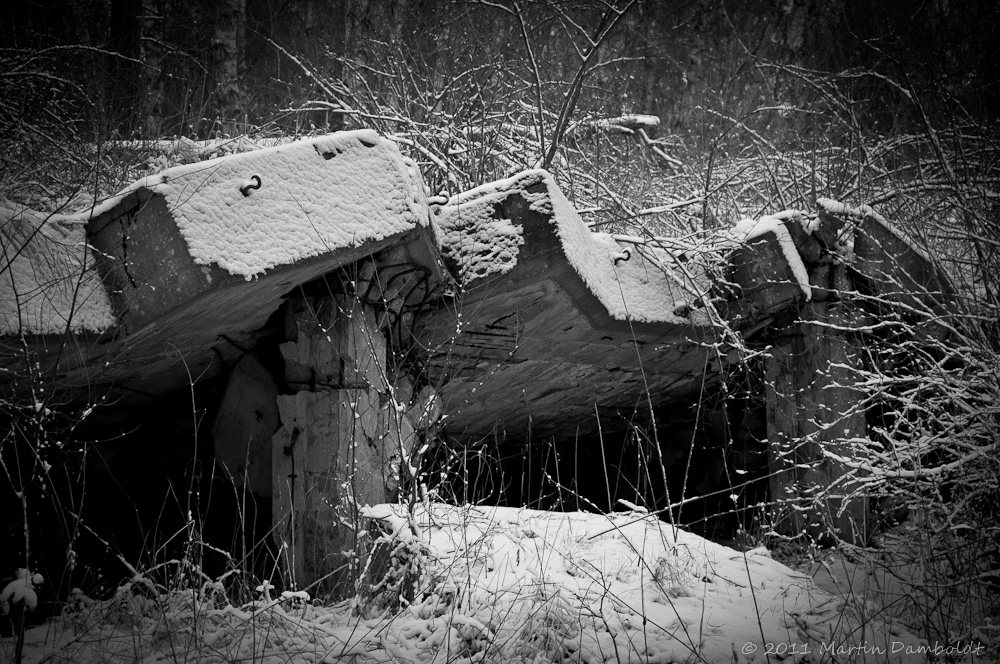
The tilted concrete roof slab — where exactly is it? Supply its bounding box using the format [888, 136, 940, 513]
[415, 170, 724, 444]
[3, 140, 952, 442]
[1, 131, 445, 412]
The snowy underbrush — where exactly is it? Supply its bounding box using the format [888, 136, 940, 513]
[5, 503, 943, 664]
[788, 524, 1000, 654]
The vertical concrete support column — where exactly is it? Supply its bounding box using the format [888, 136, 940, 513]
[272, 294, 407, 595]
[766, 282, 870, 545]
[212, 353, 279, 496]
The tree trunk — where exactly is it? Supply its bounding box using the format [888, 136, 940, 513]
[141, 0, 166, 137]
[211, 0, 245, 136]
[108, 0, 143, 136]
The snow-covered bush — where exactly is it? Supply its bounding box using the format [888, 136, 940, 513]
[1, 569, 43, 616]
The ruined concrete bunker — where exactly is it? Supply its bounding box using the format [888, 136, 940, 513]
[1, 130, 955, 590]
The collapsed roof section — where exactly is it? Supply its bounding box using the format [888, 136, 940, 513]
[1, 131, 445, 411]
[0, 130, 954, 440]
[816, 197, 955, 316]
[436, 169, 711, 325]
[717, 199, 956, 339]
[418, 170, 720, 444]
[83, 129, 430, 283]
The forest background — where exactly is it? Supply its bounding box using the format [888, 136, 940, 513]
[4, 0, 999, 201]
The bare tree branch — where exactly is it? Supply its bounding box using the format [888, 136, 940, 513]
[542, 0, 636, 170]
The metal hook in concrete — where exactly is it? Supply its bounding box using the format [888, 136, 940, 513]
[240, 175, 262, 197]
[613, 248, 631, 265]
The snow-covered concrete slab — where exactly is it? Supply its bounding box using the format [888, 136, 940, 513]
[85, 129, 428, 280]
[85, 129, 432, 332]
[439, 169, 703, 325]
[2, 131, 443, 412]
[713, 210, 818, 333]
[817, 197, 955, 316]
[711, 201, 952, 340]
[1, 201, 115, 336]
[419, 170, 721, 444]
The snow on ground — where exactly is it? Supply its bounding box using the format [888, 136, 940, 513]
[0, 200, 116, 335]
[7, 504, 938, 664]
[67, 129, 430, 280]
[440, 170, 705, 325]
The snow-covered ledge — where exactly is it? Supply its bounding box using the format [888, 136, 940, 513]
[437, 169, 708, 326]
[1, 201, 115, 336]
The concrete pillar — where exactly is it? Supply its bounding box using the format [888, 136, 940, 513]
[766, 271, 871, 545]
[272, 295, 414, 595]
[212, 353, 279, 496]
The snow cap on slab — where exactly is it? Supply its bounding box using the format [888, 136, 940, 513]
[442, 169, 699, 324]
[544, 176, 705, 324]
[817, 196, 896, 228]
[816, 196, 889, 221]
[770, 207, 820, 234]
[817, 196, 934, 264]
[1, 201, 116, 335]
[436, 186, 526, 283]
[728, 214, 814, 300]
[74, 130, 430, 280]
